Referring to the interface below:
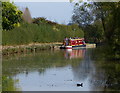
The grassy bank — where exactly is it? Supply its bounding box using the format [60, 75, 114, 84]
[2, 23, 84, 45]
[2, 42, 62, 55]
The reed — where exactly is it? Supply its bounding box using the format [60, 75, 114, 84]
[2, 23, 84, 45]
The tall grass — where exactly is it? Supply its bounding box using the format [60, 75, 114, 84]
[2, 23, 84, 45]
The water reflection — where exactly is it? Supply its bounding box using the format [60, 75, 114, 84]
[2, 49, 120, 91]
[71, 49, 102, 91]
[72, 49, 95, 80]
[64, 49, 85, 59]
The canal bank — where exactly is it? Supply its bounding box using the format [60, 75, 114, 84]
[2, 42, 62, 56]
[2, 43, 96, 56]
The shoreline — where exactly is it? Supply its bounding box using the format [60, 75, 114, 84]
[2, 42, 62, 56]
[1, 42, 96, 56]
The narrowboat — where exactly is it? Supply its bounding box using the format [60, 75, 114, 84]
[60, 38, 86, 49]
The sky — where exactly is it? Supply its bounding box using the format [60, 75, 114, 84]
[13, 2, 75, 24]
[11, 0, 118, 24]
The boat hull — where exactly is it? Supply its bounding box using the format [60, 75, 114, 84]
[60, 45, 86, 49]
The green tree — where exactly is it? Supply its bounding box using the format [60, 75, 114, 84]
[93, 2, 120, 59]
[33, 17, 48, 25]
[2, 2, 23, 30]
[72, 2, 94, 27]
[72, 2, 104, 43]
[72, 2, 120, 59]
[84, 20, 104, 43]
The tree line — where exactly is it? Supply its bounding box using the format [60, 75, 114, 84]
[2, 1, 120, 59]
[2, 2, 84, 45]
[72, 2, 120, 59]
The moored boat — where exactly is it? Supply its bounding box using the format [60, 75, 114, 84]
[60, 37, 86, 49]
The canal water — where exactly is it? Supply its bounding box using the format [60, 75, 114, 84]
[2, 48, 120, 91]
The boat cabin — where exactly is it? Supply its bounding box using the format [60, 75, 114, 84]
[63, 38, 85, 46]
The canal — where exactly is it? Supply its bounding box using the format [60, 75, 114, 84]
[2, 48, 120, 91]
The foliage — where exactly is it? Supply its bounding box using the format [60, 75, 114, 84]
[33, 17, 58, 25]
[72, 2, 104, 43]
[72, 2, 120, 59]
[0, 2, 2, 46]
[2, 76, 19, 91]
[84, 20, 104, 43]
[0, 2, 2, 29]
[2, 22, 84, 45]
[101, 2, 120, 59]
[91, 47, 120, 90]
[2, 2, 23, 30]
[72, 2, 94, 27]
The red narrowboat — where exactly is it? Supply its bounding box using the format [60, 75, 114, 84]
[60, 38, 86, 49]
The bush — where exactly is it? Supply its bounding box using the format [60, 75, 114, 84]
[2, 23, 84, 45]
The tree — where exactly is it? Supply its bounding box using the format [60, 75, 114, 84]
[72, 2, 94, 27]
[72, 2, 120, 59]
[32, 17, 47, 25]
[2, 2, 23, 30]
[84, 20, 104, 43]
[0, 2, 2, 30]
[72, 2, 104, 43]
[32, 17, 57, 25]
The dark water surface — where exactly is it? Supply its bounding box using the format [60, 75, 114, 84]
[2, 48, 120, 91]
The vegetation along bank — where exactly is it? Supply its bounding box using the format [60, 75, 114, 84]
[2, 2, 84, 55]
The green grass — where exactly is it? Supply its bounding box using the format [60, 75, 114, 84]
[2, 23, 84, 45]
[2, 76, 20, 91]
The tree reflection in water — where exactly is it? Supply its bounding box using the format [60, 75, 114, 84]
[91, 48, 120, 91]
[71, 48, 120, 91]
[2, 48, 120, 91]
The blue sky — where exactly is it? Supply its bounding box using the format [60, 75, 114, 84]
[14, 2, 75, 24]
